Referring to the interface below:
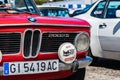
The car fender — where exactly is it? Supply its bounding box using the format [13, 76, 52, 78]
[75, 14, 103, 58]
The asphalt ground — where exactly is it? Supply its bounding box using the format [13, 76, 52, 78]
[85, 58, 120, 80]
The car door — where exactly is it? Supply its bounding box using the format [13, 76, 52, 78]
[99, 19, 120, 52]
[98, 0, 120, 59]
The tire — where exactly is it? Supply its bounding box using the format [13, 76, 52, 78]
[88, 48, 98, 65]
[60, 68, 86, 80]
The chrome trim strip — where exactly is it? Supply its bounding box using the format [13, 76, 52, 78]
[0, 66, 3, 71]
[0, 23, 89, 27]
[0, 66, 3, 76]
[0, 56, 92, 76]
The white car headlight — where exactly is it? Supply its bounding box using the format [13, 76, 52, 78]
[75, 33, 90, 51]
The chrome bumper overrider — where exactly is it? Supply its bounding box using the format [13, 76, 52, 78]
[59, 56, 92, 72]
[0, 56, 92, 76]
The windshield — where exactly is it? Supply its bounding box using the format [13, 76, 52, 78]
[0, 0, 38, 14]
[39, 7, 69, 17]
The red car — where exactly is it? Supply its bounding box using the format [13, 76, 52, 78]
[0, 0, 92, 80]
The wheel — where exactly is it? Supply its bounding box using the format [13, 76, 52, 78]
[68, 68, 86, 80]
[60, 68, 86, 80]
[88, 48, 98, 65]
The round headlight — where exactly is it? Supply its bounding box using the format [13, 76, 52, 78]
[75, 33, 90, 51]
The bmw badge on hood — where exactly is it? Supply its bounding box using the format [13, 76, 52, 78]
[28, 17, 37, 23]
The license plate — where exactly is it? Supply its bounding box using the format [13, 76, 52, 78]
[3, 60, 59, 76]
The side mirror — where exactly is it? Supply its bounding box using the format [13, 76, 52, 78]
[116, 10, 120, 18]
[69, 14, 74, 17]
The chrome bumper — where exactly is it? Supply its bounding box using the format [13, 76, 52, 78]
[0, 56, 92, 76]
[59, 56, 92, 71]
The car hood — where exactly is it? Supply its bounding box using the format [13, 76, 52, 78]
[0, 13, 90, 27]
[35, 16, 90, 27]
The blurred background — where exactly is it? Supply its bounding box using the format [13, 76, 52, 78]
[35, 0, 97, 14]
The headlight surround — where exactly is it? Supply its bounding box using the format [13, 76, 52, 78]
[75, 33, 90, 52]
[0, 51, 2, 62]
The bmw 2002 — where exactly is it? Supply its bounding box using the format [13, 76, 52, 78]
[0, 0, 92, 80]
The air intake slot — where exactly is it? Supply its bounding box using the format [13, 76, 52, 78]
[31, 30, 40, 56]
[0, 33, 21, 54]
[23, 30, 32, 57]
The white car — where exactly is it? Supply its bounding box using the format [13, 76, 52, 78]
[74, 0, 120, 62]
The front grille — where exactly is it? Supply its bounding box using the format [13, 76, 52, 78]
[40, 33, 78, 52]
[1, 31, 78, 56]
[23, 30, 40, 57]
[0, 33, 21, 54]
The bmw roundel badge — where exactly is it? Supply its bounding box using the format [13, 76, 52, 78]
[28, 17, 37, 23]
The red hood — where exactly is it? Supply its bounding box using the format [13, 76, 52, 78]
[36, 16, 90, 27]
[0, 13, 90, 27]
